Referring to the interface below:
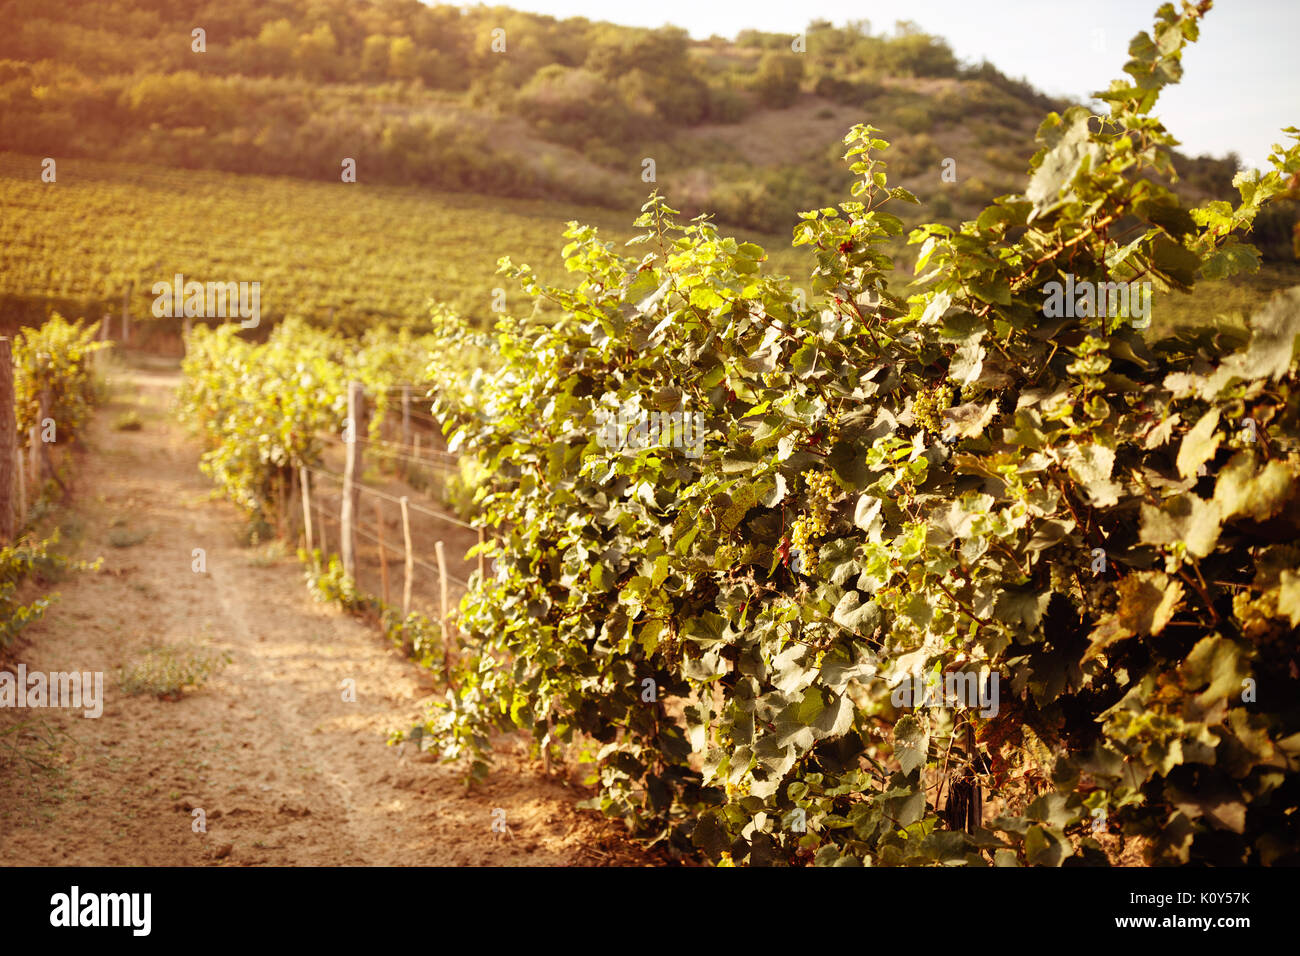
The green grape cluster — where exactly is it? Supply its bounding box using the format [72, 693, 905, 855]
[1049, 563, 1074, 596]
[912, 383, 953, 435]
[1233, 590, 1283, 640]
[824, 408, 842, 444]
[790, 471, 836, 573]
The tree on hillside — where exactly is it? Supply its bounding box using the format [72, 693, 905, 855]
[360, 34, 390, 81]
[753, 51, 805, 109]
[295, 22, 338, 81]
[388, 35, 417, 80]
[255, 18, 298, 76]
[884, 20, 959, 77]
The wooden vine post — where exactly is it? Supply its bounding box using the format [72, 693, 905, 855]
[316, 487, 329, 560]
[374, 497, 391, 606]
[299, 465, 314, 557]
[436, 540, 451, 683]
[401, 386, 412, 450]
[400, 496, 413, 615]
[121, 280, 133, 344]
[28, 423, 39, 487]
[97, 313, 110, 366]
[0, 338, 14, 544]
[340, 381, 365, 579]
[37, 385, 52, 484]
[15, 447, 25, 529]
[275, 471, 287, 540]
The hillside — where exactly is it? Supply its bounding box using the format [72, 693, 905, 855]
[0, 0, 1251, 238]
[0, 151, 820, 336]
[6, 0, 1294, 339]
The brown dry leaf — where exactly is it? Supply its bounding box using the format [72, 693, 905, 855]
[1116, 571, 1184, 636]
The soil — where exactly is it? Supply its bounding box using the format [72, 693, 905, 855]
[0, 362, 647, 866]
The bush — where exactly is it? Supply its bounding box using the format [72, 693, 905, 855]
[516, 65, 641, 144]
[880, 26, 959, 78]
[0, 535, 75, 648]
[178, 320, 346, 525]
[812, 73, 881, 106]
[704, 82, 751, 124]
[112, 410, 143, 431]
[14, 313, 109, 451]
[751, 52, 804, 109]
[381, 606, 443, 669]
[304, 552, 374, 616]
[1252, 200, 1300, 261]
[423, 3, 1300, 866]
[887, 102, 934, 134]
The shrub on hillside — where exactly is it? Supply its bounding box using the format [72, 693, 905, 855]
[751, 52, 804, 109]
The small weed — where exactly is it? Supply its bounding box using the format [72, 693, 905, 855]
[302, 550, 374, 615]
[247, 539, 290, 567]
[112, 410, 144, 431]
[108, 526, 149, 548]
[0, 716, 73, 809]
[57, 515, 85, 544]
[119, 644, 231, 699]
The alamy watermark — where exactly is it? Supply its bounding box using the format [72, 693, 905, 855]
[1042, 273, 1150, 329]
[151, 272, 260, 328]
[50, 886, 150, 935]
[0, 664, 103, 718]
[890, 669, 1000, 718]
[595, 405, 704, 459]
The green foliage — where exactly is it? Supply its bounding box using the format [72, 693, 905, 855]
[300, 548, 443, 668]
[179, 320, 346, 524]
[118, 644, 231, 699]
[13, 313, 108, 449]
[0, 315, 106, 645]
[111, 410, 143, 431]
[381, 605, 443, 670]
[439, 455, 488, 521]
[178, 316, 478, 528]
[423, 3, 1300, 866]
[302, 551, 374, 616]
[0, 533, 91, 648]
[751, 53, 805, 109]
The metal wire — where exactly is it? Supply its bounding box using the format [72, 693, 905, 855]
[317, 431, 459, 468]
[302, 463, 477, 529]
[307, 502, 472, 589]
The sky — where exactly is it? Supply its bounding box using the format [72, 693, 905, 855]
[489, 0, 1298, 169]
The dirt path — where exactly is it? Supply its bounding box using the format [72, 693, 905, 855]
[0, 367, 637, 866]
